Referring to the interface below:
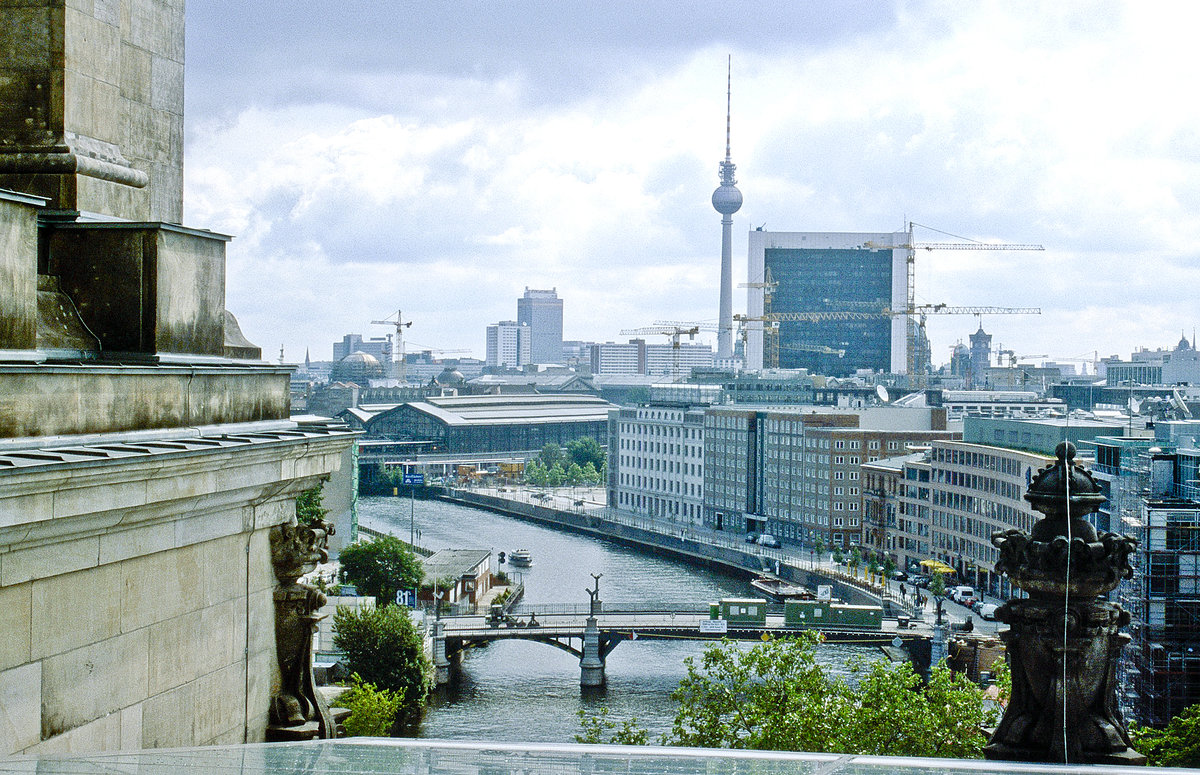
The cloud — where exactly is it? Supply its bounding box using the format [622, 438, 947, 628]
[185, 1, 1200, 365]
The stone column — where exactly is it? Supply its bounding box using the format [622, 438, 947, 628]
[580, 615, 605, 687]
[984, 443, 1144, 765]
[431, 620, 452, 685]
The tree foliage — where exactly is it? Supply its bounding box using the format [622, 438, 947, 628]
[539, 443, 565, 469]
[566, 436, 606, 472]
[928, 571, 947, 598]
[338, 535, 423, 607]
[575, 707, 649, 746]
[340, 673, 403, 737]
[1132, 702, 1200, 767]
[296, 484, 327, 525]
[333, 605, 431, 703]
[582, 635, 999, 757]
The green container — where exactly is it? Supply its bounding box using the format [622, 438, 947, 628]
[784, 599, 828, 626]
[709, 602, 720, 620]
[719, 598, 768, 624]
[828, 603, 883, 629]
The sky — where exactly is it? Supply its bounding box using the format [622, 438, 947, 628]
[182, 1, 1200, 370]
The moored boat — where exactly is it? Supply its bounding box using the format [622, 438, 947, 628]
[750, 576, 813, 601]
[509, 548, 533, 567]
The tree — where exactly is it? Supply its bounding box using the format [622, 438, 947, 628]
[338, 535, 423, 607]
[813, 536, 825, 559]
[547, 463, 566, 486]
[882, 556, 897, 579]
[333, 605, 432, 703]
[340, 673, 403, 737]
[832, 546, 845, 565]
[1132, 702, 1200, 767]
[565, 462, 584, 485]
[539, 443, 565, 469]
[566, 436, 606, 472]
[295, 484, 327, 525]
[928, 571, 947, 598]
[581, 461, 601, 485]
[848, 546, 862, 573]
[524, 458, 549, 487]
[575, 707, 649, 746]
[583, 635, 1000, 757]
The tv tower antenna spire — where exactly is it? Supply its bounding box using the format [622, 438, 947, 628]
[712, 55, 742, 362]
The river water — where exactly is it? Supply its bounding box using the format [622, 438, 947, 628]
[357, 496, 875, 743]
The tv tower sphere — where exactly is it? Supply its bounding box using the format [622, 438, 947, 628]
[712, 178, 742, 215]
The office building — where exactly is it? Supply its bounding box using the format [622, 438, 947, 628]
[609, 404, 707, 525]
[333, 333, 391, 363]
[485, 321, 531, 369]
[517, 288, 564, 364]
[746, 230, 909, 375]
[589, 340, 714, 377]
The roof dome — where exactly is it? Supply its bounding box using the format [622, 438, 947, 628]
[331, 350, 385, 384]
[1179, 334, 1192, 351]
[435, 366, 466, 386]
[712, 184, 743, 215]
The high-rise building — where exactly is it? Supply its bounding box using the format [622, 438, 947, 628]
[485, 321, 531, 369]
[333, 333, 391, 363]
[517, 288, 564, 364]
[746, 230, 909, 376]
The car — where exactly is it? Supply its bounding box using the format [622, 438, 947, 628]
[949, 586, 977, 604]
[745, 533, 758, 544]
[978, 603, 999, 621]
[757, 533, 781, 548]
[969, 599, 984, 613]
[890, 570, 908, 582]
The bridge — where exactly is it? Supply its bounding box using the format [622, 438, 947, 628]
[430, 603, 933, 687]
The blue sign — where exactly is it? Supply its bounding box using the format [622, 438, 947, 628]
[402, 473, 425, 485]
[395, 589, 415, 607]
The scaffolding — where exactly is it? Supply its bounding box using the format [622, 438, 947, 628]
[1114, 443, 1200, 726]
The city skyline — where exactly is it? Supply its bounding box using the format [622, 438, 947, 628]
[182, 2, 1200, 365]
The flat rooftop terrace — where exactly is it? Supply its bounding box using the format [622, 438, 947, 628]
[0, 739, 1187, 775]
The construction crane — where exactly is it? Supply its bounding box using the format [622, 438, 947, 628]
[860, 222, 1044, 377]
[619, 325, 700, 377]
[370, 309, 413, 381]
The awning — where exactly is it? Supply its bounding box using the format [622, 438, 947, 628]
[919, 559, 957, 574]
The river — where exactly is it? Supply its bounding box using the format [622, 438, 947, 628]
[357, 495, 878, 743]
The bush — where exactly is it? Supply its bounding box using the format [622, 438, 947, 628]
[333, 605, 432, 703]
[340, 673, 403, 737]
[338, 534, 423, 607]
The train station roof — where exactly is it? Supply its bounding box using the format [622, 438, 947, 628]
[383, 394, 615, 428]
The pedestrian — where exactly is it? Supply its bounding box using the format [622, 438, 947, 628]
[899, 582, 907, 600]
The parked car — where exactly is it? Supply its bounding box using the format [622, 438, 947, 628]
[950, 585, 977, 604]
[890, 570, 908, 582]
[745, 533, 758, 544]
[912, 575, 931, 588]
[757, 533, 781, 548]
[978, 603, 999, 621]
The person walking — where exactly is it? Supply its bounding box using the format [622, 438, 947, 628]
[899, 582, 907, 601]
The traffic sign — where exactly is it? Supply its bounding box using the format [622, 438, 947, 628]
[402, 473, 425, 485]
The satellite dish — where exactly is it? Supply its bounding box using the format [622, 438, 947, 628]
[1129, 396, 1142, 415]
[876, 385, 890, 403]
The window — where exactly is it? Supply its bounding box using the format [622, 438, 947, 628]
[868, 440, 880, 450]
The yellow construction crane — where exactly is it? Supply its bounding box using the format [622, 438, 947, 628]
[619, 325, 700, 376]
[370, 309, 413, 381]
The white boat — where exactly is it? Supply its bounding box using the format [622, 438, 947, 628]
[508, 549, 533, 567]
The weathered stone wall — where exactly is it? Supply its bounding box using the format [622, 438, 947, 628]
[0, 428, 356, 755]
[0, 0, 185, 221]
[0, 191, 40, 351]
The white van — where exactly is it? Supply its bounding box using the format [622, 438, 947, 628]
[757, 534, 780, 548]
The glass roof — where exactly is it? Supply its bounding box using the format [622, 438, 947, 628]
[0, 740, 1188, 775]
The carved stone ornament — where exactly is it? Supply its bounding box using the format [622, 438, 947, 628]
[984, 442, 1145, 765]
[268, 519, 335, 739]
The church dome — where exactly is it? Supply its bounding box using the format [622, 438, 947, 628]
[331, 351, 385, 384]
[435, 366, 466, 386]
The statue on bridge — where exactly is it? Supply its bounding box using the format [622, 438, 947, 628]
[587, 573, 603, 616]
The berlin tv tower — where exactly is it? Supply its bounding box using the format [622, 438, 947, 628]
[712, 56, 742, 361]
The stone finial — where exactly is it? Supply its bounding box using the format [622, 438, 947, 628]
[985, 443, 1144, 765]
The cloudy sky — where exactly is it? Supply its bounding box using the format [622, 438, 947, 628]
[183, 1, 1200, 369]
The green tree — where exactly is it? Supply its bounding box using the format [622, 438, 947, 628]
[338, 535, 423, 607]
[565, 462, 584, 485]
[575, 707, 649, 745]
[539, 443, 565, 469]
[333, 605, 432, 702]
[296, 484, 327, 525]
[524, 458, 549, 487]
[566, 436, 606, 471]
[928, 571, 947, 599]
[581, 461, 601, 485]
[340, 673, 403, 737]
[813, 536, 825, 559]
[882, 556, 897, 579]
[848, 546, 862, 573]
[1132, 702, 1200, 767]
[582, 635, 999, 757]
[547, 463, 566, 486]
[832, 546, 845, 565]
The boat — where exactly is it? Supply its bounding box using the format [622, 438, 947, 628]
[750, 576, 813, 602]
[508, 549, 533, 567]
